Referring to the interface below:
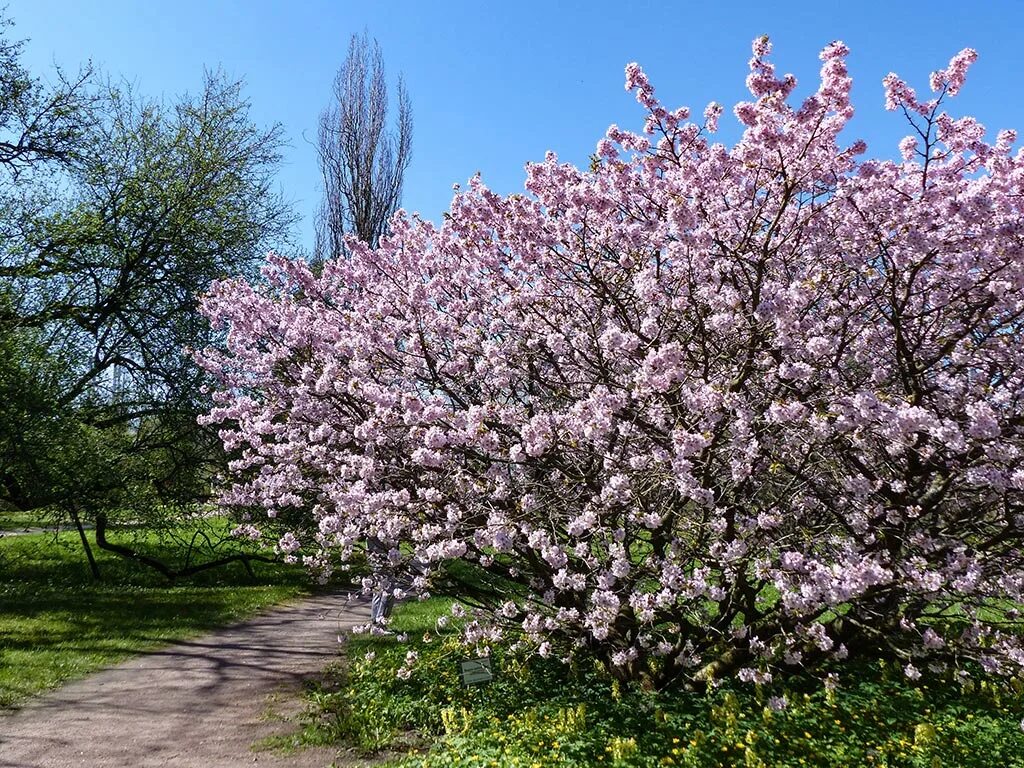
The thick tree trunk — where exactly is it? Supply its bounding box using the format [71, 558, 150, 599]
[94, 511, 176, 580]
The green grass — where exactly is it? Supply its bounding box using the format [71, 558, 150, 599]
[289, 597, 1024, 768]
[0, 526, 314, 707]
[0, 508, 55, 531]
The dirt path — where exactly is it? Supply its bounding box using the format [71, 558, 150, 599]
[0, 593, 369, 767]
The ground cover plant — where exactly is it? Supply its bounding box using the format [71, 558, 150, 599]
[0, 523, 310, 707]
[291, 596, 1024, 767]
[199, 36, 1024, 690]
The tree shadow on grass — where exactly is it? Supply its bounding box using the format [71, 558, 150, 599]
[0, 535, 329, 707]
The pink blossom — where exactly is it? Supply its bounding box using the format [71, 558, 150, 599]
[923, 628, 945, 649]
[899, 135, 918, 162]
[198, 38, 1024, 687]
[703, 102, 723, 132]
[768, 695, 788, 711]
[231, 524, 261, 540]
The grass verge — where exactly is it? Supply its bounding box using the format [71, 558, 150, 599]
[0, 527, 312, 707]
[0, 508, 55, 531]
[288, 597, 1024, 768]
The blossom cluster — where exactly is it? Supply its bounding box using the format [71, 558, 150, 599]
[197, 39, 1024, 685]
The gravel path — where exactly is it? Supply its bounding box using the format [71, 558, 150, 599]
[0, 593, 369, 767]
[0, 526, 89, 537]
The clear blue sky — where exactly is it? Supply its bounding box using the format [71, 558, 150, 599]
[9, 0, 1024, 254]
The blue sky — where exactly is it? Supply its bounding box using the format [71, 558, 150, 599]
[9, 1, 1024, 253]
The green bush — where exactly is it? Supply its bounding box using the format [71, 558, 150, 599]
[297, 599, 1024, 768]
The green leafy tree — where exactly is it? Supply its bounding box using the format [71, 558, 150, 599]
[0, 12, 293, 579]
[0, 13, 93, 176]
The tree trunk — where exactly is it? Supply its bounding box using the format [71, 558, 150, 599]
[93, 510, 277, 582]
[68, 505, 101, 580]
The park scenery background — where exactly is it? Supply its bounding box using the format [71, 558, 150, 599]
[4, 2, 1024, 766]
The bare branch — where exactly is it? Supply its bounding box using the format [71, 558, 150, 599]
[315, 32, 412, 257]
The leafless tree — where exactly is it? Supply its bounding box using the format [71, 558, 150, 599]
[315, 32, 412, 257]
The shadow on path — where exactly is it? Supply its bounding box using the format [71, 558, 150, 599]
[0, 593, 369, 768]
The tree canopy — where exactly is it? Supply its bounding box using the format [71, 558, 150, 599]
[1, 13, 293, 580]
[200, 39, 1024, 685]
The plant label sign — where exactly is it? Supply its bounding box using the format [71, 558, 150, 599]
[458, 657, 494, 686]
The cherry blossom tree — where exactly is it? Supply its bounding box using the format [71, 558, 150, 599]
[198, 39, 1024, 686]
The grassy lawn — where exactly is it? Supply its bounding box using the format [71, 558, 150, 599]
[284, 596, 1024, 768]
[0, 508, 56, 531]
[0, 526, 313, 708]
